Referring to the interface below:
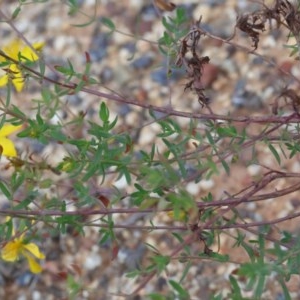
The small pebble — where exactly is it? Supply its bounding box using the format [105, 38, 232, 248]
[138, 124, 160, 146]
[32, 291, 42, 300]
[114, 175, 129, 189]
[16, 271, 34, 287]
[151, 68, 169, 85]
[140, 4, 157, 21]
[89, 32, 110, 62]
[232, 79, 263, 109]
[84, 252, 102, 271]
[199, 179, 214, 190]
[186, 181, 201, 195]
[247, 164, 261, 176]
[131, 55, 153, 69]
[100, 66, 114, 83]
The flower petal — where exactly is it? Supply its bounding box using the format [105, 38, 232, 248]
[0, 124, 22, 137]
[23, 253, 43, 273]
[32, 42, 45, 51]
[9, 64, 24, 92]
[0, 74, 8, 87]
[2, 40, 22, 60]
[0, 137, 18, 157]
[0, 40, 44, 91]
[1, 240, 22, 262]
[12, 76, 24, 92]
[21, 42, 44, 62]
[23, 242, 45, 259]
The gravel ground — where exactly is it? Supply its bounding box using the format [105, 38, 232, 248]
[0, 0, 300, 299]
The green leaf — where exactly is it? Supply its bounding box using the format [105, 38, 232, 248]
[268, 144, 281, 165]
[10, 104, 26, 119]
[125, 269, 141, 278]
[176, 7, 187, 24]
[39, 59, 46, 77]
[168, 280, 189, 298]
[229, 275, 243, 299]
[39, 179, 53, 189]
[54, 60, 75, 78]
[284, 43, 299, 58]
[216, 125, 237, 137]
[119, 167, 131, 184]
[14, 191, 37, 209]
[101, 17, 115, 31]
[107, 115, 118, 130]
[207, 252, 230, 262]
[146, 294, 167, 300]
[67, 274, 81, 297]
[41, 88, 52, 105]
[36, 113, 44, 126]
[12, 6, 21, 19]
[152, 255, 170, 273]
[220, 159, 230, 175]
[99, 102, 109, 122]
[99, 231, 111, 245]
[277, 276, 292, 300]
[280, 231, 293, 243]
[49, 128, 67, 142]
[4, 218, 13, 240]
[0, 181, 11, 200]
[11, 172, 25, 192]
[255, 274, 266, 299]
[205, 129, 215, 146]
[179, 261, 192, 283]
[172, 232, 184, 243]
[162, 17, 175, 33]
[160, 31, 174, 47]
[202, 192, 213, 202]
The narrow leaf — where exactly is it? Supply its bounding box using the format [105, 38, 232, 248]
[168, 280, 189, 298]
[101, 17, 115, 31]
[0, 181, 11, 200]
[268, 144, 281, 165]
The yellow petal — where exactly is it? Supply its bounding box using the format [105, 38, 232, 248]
[32, 42, 45, 51]
[12, 75, 24, 92]
[0, 74, 8, 87]
[0, 124, 21, 157]
[8, 63, 24, 92]
[0, 137, 17, 157]
[0, 40, 44, 91]
[3, 40, 22, 60]
[23, 242, 45, 259]
[23, 253, 43, 273]
[1, 240, 22, 262]
[167, 209, 188, 222]
[0, 124, 22, 137]
[21, 42, 44, 62]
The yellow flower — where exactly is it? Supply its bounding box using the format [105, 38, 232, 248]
[0, 124, 22, 157]
[0, 40, 44, 92]
[167, 209, 188, 222]
[1, 233, 45, 273]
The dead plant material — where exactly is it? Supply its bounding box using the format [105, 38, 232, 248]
[236, 13, 265, 50]
[175, 18, 210, 107]
[279, 0, 300, 32]
[272, 87, 300, 115]
[153, 0, 176, 12]
[278, 0, 300, 54]
[236, 1, 300, 51]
